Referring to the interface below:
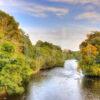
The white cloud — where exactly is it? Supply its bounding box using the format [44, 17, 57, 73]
[0, 1, 4, 5]
[49, 0, 100, 5]
[22, 25, 100, 51]
[0, 0, 100, 50]
[76, 11, 100, 23]
[0, 0, 69, 17]
[82, 5, 97, 12]
[21, 4, 69, 17]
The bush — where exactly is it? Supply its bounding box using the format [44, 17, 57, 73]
[1, 42, 15, 53]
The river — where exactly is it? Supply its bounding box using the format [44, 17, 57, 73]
[7, 60, 100, 100]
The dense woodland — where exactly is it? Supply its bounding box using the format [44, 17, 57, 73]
[0, 11, 76, 95]
[0, 11, 99, 96]
[0, 11, 35, 95]
[79, 32, 100, 76]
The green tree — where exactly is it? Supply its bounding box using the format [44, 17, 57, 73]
[80, 32, 100, 76]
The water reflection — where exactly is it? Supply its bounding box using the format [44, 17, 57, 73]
[81, 78, 100, 100]
[6, 60, 100, 100]
[26, 75, 82, 100]
[7, 75, 100, 100]
[26, 73, 100, 100]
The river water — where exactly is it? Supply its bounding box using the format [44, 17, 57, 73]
[8, 60, 100, 100]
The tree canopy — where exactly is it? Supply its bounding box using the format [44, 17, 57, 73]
[79, 32, 100, 76]
[0, 10, 72, 95]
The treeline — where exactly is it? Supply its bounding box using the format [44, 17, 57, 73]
[63, 50, 81, 60]
[0, 11, 76, 95]
[33, 40, 65, 69]
[0, 10, 35, 95]
[1, 10, 98, 96]
[79, 32, 100, 77]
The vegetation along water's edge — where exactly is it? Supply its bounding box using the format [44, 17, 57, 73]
[79, 32, 100, 77]
[0, 10, 77, 96]
[0, 10, 100, 97]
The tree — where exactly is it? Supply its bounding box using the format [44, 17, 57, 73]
[80, 32, 100, 76]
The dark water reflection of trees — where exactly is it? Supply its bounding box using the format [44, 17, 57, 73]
[81, 78, 100, 100]
[7, 72, 100, 100]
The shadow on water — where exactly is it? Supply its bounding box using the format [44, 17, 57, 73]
[81, 77, 100, 100]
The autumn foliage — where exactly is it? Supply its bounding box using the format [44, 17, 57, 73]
[80, 32, 100, 76]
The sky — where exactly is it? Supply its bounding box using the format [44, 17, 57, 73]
[0, 0, 100, 51]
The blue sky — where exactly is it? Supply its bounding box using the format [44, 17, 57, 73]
[0, 0, 100, 50]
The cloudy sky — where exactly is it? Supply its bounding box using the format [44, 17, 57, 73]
[0, 0, 100, 50]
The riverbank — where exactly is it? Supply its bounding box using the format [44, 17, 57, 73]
[21, 60, 100, 100]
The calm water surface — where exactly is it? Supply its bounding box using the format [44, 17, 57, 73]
[8, 60, 100, 100]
